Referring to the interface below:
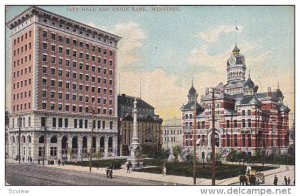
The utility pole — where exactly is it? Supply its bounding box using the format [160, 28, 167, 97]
[193, 93, 198, 185]
[18, 116, 21, 163]
[89, 101, 95, 172]
[211, 88, 216, 186]
[43, 117, 47, 166]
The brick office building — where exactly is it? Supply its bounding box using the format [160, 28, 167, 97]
[181, 45, 291, 160]
[6, 6, 121, 161]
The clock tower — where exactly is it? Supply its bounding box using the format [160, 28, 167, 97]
[224, 45, 247, 95]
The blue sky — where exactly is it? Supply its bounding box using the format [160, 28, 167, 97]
[6, 6, 294, 123]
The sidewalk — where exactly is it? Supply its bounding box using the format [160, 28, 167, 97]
[6, 158, 294, 185]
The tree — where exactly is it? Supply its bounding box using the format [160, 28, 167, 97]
[172, 145, 181, 160]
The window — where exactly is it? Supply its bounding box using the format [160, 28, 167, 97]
[65, 105, 69, 111]
[65, 119, 68, 128]
[234, 134, 238, 147]
[52, 118, 56, 127]
[59, 35, 63, 42]
[110, 121, 113, 129]
[226, 120, 230, 128]
[51, 33, 56, 40]
[242, 119, 246, 128]
[79, 119, 83, 128]
[242, 134, 246, 147]
[43, 54, 47, 61]
[234, 120, 238, 128]
[248, 134, 251, 147]
[51, 45, 56, 52]
[43, 31, 47, 37]
[66, 38, 70, 44]
[247, 110, 251, 116]
[74, 119, 77, 128]
[248, 119, 251, 127]
[41, 117, 46, 127]
[59, 47, 63, 53]
[66, 49, 70, 56]
[58, 118, 63, 128]
[43, 42, 47, 49]
[242, 110, 245, 116]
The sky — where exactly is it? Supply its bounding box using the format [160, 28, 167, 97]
[5, 5, 295, 125]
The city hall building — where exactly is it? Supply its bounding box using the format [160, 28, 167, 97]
[181, 44, 291, 160]
[6, 6, 121, 161]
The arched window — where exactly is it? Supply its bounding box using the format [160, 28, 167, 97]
[39, 136, 44, 143]
[72, 136, 78, 149]
[50, 136, 57, 143]
[22, 135, 26, 143]
[102, 121, 106, 129]
[100, 137, 104, 149]
[27, 135, 31, 143]
[12, 136, 15, 143]
[108, 137, 113, 148]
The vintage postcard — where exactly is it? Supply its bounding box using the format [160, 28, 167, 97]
[4, 4, 295, 195]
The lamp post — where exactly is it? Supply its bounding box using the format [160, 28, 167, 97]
[43, 117, 47, 166]
[211, 88, 216, 186]
[18, 116, 22, 163]
[193, 92, 198, 185]
[89, 101, 96, 172]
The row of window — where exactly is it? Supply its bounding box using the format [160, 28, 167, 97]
[13, 90, 31, 100]
[164, 136, 177, 142]
[42, 67, 113, 83]
[13, 66, 32, 79]
[12, 102, 31, 112]
[13, 42, 32, 57]
[42, 42, 113, 64]
[42, 91, 113, 105]
[13, 30, 32, 45]
[11, 116, 31, 128]
[41, 18, 116, 46]
[40, 102, 113, 115]
[13, 78, 32, 89]
[41, 79, 113, 95]
[164, 129, 182, 135]
[42, 30, 114, 56]
[13, 55, 32, 67]
[40, 117, 114, 130]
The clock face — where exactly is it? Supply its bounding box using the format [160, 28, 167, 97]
[229, 56, 236, 65]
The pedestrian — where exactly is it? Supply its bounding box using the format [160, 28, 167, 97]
[30, 157, 32, 163]
[22, 156, 25, 162]
[38, 158, 40, 165]
[58, 159, 61, 166]
[273, 175, 278, 186]
[62, 160, 64, 166]
[126, 161, 131, 173]
[163, 165, 167, 176]
[27, 156, 29, 162]
[106, 167, 110, 178]
[288, 177, 291, 185]
[109, 169, 113, 179]
[284, 176, 288, 185]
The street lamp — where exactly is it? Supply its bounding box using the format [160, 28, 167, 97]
[18, 116, 22, 163]
[193, 92, 198, 185]
[89, 101, 96, 172]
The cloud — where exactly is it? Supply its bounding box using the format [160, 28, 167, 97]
[196, 25, 243, 43]
[111, 22, 146, 69]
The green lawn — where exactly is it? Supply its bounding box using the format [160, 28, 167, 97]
[136, 162, 275, 180]
[65, 159, 127, 169]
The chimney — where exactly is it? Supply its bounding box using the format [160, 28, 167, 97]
[267, 87, 272, 97]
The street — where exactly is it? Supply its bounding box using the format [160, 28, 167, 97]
[6, 163, 162, 186]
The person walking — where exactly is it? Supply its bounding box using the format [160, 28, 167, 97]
[127, 161, 131, 173]
[273, 175, 278, 186]
[38, 158, 40, 165]
[22, 156, 25, 162]
[30, 157, 32, 163]
[27, 156, 29, 162]
[284, 176, 288, 185]
[58, 159, 61, 166]
[288, 177, 291, 185]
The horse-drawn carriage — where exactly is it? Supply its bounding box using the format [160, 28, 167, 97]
[239, 170, 265, 185]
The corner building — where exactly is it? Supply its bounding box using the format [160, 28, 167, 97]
[181, 45, 291, 160]
[7, 6, 121, 161]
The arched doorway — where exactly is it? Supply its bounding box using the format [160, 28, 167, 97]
[108, 137, 113, 153]
[72, 136, 78, 159]
[61, 136, 68, 159]
[82, 136, 88, 158]
[100, 137, 104, 154]
[50, 136, 58, 159]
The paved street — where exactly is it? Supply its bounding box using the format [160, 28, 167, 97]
[6, 163, 163, 186]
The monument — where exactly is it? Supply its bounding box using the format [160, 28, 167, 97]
[127, 98, 143, 169]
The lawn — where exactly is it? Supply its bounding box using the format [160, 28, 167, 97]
[136, 162, 275, 180]
[65, 159, 127, 169]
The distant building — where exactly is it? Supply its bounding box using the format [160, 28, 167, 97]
[181, 44, 290, 160]
[162, 125, 182, 150]
[118, 94, 163, 156]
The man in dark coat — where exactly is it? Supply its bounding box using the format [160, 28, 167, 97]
[273, 175, 278, 186]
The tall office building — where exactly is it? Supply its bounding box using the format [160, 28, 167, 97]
[6, 6, 121, 161]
